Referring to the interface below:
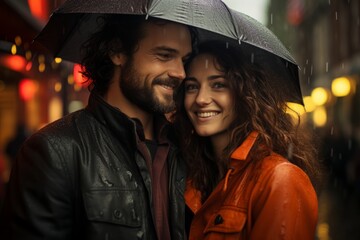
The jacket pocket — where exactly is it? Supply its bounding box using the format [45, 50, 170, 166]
[203, 207, 247, 239]
[83, 189, 141, 227]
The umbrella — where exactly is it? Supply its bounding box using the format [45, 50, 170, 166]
[34, 0, 303, 104]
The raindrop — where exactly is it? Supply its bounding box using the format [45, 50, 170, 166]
[226, 42, 229, 49]
[330, 148, 333, 157]
[328, 0, 331, 5]
[131, 6, 134, 12]
[348, 139, 352, 150]
[307, 77, 310, 85]
[280, 221, 286, 235]
[131, 209, 137, 220]
[310, 65, 313, 75]
[306, 59, 309, 64]
[303, 67, 306, 75]
[251, 53, 255, 63]
[339, 153, 342, 160]
[335, 11, 338, 21]
[287, 143, 294, 159]
[126, 170, 133, 180]
[270, 13, 273, 25]
[326, 62, 329, 72]
[137, 231, 144, 239]
[205, 59, 209, 69]
[331, 126, 334, 135]
[102, 177, 114, 187]
[342, 63, 345, 69]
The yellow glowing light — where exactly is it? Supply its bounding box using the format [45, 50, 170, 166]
[286, 102, 305, 118]
[25, 50, 32, 60]
[11, 44, 17, 55]
[311, 87, 328, 106]
[67, 75, 74, 85]
[74, 84, 82, 92]
[313, 106, 327, 127]
[54, 82, 62, 92]
[15, 36, 22, 46]
[303, 96, 316, 112]
[54, 57, 62, 64]
[38, 63, 45, 72]
[331, 77, 351, 97]
[38, 55, 45, 63]
[49, 97, 63, 123]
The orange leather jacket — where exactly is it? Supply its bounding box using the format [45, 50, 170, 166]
[185, 132, 318, 240]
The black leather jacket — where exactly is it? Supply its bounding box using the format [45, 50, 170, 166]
[1, 93, 186, 240]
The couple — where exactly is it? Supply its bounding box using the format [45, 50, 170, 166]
[0, 15, 320, 239]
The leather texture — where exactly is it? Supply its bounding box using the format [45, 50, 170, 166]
[0, 92, 186, 240]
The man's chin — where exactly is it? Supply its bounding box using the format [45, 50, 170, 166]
[153, 100, 176, 114]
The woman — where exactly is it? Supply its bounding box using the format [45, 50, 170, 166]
[173, 41, 321, 239]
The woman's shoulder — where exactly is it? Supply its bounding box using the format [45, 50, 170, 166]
[259, 152, 313, 188]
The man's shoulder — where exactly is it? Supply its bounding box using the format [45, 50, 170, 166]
[31, 109, 93, 144]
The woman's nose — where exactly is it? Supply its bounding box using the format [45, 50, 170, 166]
[195, 87, 212, 106]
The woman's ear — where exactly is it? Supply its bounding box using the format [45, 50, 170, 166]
[110, 53, 127, 66]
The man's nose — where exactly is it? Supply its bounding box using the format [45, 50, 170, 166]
[168, 59, 186, 81]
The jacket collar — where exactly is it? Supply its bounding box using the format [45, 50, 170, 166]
[86, 91, 171, 145]
[230, 131, 259, 161]
[185, 131, 259, 213]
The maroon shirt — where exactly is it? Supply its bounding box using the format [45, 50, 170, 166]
[135, 117, 171, 240]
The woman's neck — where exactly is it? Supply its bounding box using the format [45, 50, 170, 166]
[210, 131, 230, 160]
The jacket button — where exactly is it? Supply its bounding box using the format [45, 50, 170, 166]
[214, 214, 224, 225]
[113, 209, 122, 219]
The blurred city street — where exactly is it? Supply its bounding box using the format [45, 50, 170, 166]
[1, 0, 359, 239]
[317, 177, 360, 240]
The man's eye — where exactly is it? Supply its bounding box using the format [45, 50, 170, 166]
[158, 53, 172, 61]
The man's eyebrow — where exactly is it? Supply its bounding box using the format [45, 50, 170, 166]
[152, 46, 178, 53]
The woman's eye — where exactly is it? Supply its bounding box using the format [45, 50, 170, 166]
[184, 84, 198, 92]
[213, 82, 226, 89]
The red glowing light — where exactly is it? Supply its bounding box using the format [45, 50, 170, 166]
[19, 79, 37, 101]
[0, 55, 27, 72]
[28, 0, 49, 22]
[73, 64, 89, 87]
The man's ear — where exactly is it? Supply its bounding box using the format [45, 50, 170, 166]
[110, 53, 127, 66]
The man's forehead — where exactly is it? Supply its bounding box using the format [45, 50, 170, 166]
[143, 20, 190, 40]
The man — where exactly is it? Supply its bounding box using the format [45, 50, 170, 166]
[0, 14, 193, 240]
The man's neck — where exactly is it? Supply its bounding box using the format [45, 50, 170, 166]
[104, 86, 154, 140]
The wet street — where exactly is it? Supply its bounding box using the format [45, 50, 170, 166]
[316, 177, 360, 240]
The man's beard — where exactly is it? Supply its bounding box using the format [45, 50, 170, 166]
[120, 59, 180, 114]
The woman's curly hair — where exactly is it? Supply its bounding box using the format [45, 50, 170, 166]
[173, 41, 321, 201]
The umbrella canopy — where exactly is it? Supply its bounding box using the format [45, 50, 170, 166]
[34, 0, 303, 104]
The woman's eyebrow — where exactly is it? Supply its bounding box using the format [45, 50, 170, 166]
[208, 75, 225, 80]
